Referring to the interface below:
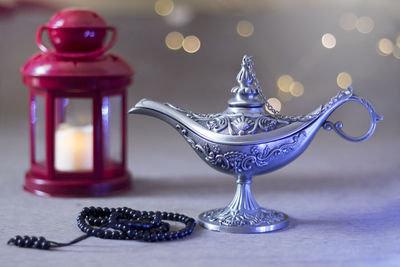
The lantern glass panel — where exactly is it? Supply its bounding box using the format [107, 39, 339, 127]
[102, 95, 122, 168]
[32, 94, 46, 166]
[54, 98, 93, 172]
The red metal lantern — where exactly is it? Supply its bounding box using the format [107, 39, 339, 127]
[21, 9, 133, 197]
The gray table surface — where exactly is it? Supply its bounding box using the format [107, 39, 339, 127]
[1, 6, 400, 267]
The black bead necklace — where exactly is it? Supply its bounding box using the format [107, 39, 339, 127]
[7, 206, 196, 250]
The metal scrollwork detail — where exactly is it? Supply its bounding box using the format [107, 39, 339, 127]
[165, 87, 354, 136]
[130, 55, 382, 234]
[322, 93, 383, 142]
[171, 109, 290, 136]
[176, 124, 306, 174]
[201, 208, 286, 227]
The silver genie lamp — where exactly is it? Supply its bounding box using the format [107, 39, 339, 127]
[129, 55, 382, 234]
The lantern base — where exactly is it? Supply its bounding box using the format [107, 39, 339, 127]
[24, 172, 132, 197]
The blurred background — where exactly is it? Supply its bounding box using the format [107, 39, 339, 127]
[0, 0, 398, 178]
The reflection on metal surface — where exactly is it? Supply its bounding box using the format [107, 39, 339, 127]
[198, 174, 289, 233]
[129, 55, 382, 233]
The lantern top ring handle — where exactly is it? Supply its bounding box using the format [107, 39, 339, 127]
[35, 25, 117, 59]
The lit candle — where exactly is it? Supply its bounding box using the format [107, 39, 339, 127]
[55, 124, 93, 171]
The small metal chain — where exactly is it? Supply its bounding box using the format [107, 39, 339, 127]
[250, 68, 280, 115]
[258, 86, 280, 115]
[252, 69, 319, 121]
[246, 56, 317, 121]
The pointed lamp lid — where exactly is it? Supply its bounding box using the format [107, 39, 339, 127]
[227, 55, 279, 116]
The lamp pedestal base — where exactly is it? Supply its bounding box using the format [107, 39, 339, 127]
[198, 174, 289, 233]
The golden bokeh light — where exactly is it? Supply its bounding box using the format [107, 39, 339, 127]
[165, 31, 184, 50]
[321, 33, 336, 49]
[393, 46, 400, 59]
[164, 5, 194, 27]
[355, 16, 374, 34]
[289, 81, 304, 97]
[377, 38, 394, 56]
[266, 98, 282, 114]
[277, 89, 292, 102]
[154, 0, 174, 16]
[182, 35, 201, 53]
[236, 20, 254, 37]
[336, 72, 352, 89]
[340, 13, 358, 31]
[277, 75, 293, 93]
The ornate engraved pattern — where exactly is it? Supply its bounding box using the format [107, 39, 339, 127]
[176, 124, 306, 174]
[165, 87, 353, 136]
[322, 93, 383, 142]
[167, 104, 289, 136]
[130, 55, 382, 233]
[201, 208, 286, 226]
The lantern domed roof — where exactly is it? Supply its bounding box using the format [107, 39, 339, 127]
[47, 9, 107, 28]
[21, 8, 133, 90]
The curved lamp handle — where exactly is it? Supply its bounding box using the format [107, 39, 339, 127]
[322, 93, 383, 142]
[36, 26, 117, 59]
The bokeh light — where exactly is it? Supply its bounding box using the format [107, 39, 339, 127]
[165, 31, 184, 50]
[236, 20, 254, 37]
[277, 75, 293, 93]
[182, 35, 201, 53]
[336, 72, 352, 89]
[289, 81, 304, 97]
[277, 89, 292, 102]
[377, 38, 394, 56]
[396, 35, 400, 48]
[266, 98, 282, 114]
[356, 16, 374, 34]
[321, 33, 336, 49]
[154, 0, 174, 16]
[393, 46, 400, 59]
[164, 5, 194, 27]
[340, 13, 358, 31]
